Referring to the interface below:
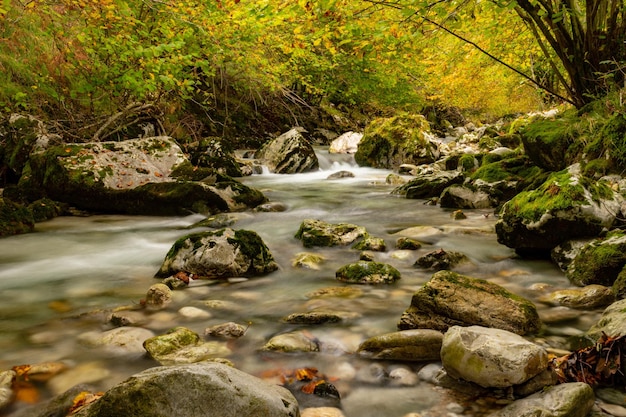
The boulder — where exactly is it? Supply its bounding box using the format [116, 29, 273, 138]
[155, 228, 278, 279]
[255, 128, 319, 173]
[439, 184, 493, 209]
[495, 166, 622, 255]
[521, 117, 575, 171]
[335, 261, 401, 284]
[586, 299, 626, 339]
[354, 113, 439, 169]
[262, 331, 321, 353]
[357, 329, 443, 361]
[488, 382, 594, 417]
[17, 136, 266, 215]
[414, 248, 470, 271]
[205, 322, 247, 338]
[329, 131, 363, 154]
[538, 285, 615, 309]
[392, 170, 464, 200]
[73, 362, 299, 417]
[187, 137, 243, 177]
[143, 327, 230, 365]
[440, 326, 549, 388]
[295, 219, 367, 248]
[566, 230, 626, 286]
[292, 252, 326, 270]
[351, 235, 386, 252]
[0, 370, 15, 410]
[78, 327, 155, 357]
[398, 271, 541, 335]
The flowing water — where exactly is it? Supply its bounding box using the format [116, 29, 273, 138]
[0, 150, 602, 416]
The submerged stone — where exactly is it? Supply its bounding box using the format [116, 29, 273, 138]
[357, 329, 443, 361]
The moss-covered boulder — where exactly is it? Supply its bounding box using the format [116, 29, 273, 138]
[155, 228, 278, 279]
[355, 113, 438, 169]
[335, 261, 401, 284]
[143, 327, 230, 365]
[565, 231, 626, 287]
[414, 248, 470, 271]
[17, 137, 266, 215]
[495, 166, 622, 255]
[583, 112, 626, 174]
[255, 128, 318, 174]
[520, 117, 576, 171]
[0, 197, 34, 237]
[351, 235, 387, 252]
[392, 170, 464, 200]
[398, 270, 541, 335]
[187, 137, 243, 177]
[357, 329, 443, 361]
[295, 219, 367, 248]
[72, 362, 299, 417]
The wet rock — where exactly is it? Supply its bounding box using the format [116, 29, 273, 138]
[441, 326, 549, 388]
[398, 270, 541, 335]
[143, 327, 230, 365]
[11, 384, 96, 417]
[0, 370, 15, 409]
[186, 137, 243, 177]
[283, 310, 359, 325]
[305, 286, 363, 299]
[488, 382, 594, 417]
[539, 285, 615, 309]
[204, 322, 247, 338]
[352, 235, 387, 252]
[178, 306, 211, 319]
[262, 331, 321, 353]
[392, 170, 464, 200]
[395, 237, 422, 250]
[145, 283, 172, 309]
[414, 248, 470, 271]
[357, 329, 443, 361]
[254, 201, 289, 212]
[613, 268, 626, 299]
[386, 173, 407, 185]
[72, 362, 299, 417]
[292, 252, 326, 270]
[78, 327, 155, 357]
[255, 128, 319, 174]
[327, 170, 355, 180]
[155, 228, 278, 279]
[355, 113, 439, 169]
[551, 239, 590, 271]
[295, 219, 367, 248]
[495, 166, 622, 255]
[586, 299, 626, 339]
[301, 407, 346, 417]
[439, 184, 493, 209]
[329, 131, 362, 154]
[566, 231, 626, 287]
[336, 261, 401, 285]
[451, 209, 466, 220]
[18, 136, 267, 215]
[392, 226, 443, 244]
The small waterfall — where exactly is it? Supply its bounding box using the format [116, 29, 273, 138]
[315, 147, 358, 171]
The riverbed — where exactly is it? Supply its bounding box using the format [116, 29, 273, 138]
[0, 150, 600, 416]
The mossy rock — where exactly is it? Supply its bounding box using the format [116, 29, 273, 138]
[352, 235, 387, 252]
[28, 198, 66, 222]
[612, 267, 626, 300]
[495, 168, 620, 254]
[584, 113, 626, 174]
[392, 170, 464, 200]
[567, 231, 626, 287]
[335, 261, 401, 284]
[0, 197, 34, 237]
[295, 219, 367, 247]
[354, 113, 437, 169]
[187, 137, 243, 177]
[521, 117, 575, 171]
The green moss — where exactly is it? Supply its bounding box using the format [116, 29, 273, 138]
[336, 261, 401, 284]
[507, 170, 613, 223]
[570, 231, 626, 286]
[471, 155, 544, 186]
[458, 154, 477, 172]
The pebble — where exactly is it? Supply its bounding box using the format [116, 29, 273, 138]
[178, 306, 212, 319]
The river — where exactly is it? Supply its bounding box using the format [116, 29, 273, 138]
[0, 149, 600, 416]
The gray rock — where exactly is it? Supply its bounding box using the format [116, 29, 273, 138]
[587, 299, 626, 339]
[0, 370, 15, 410]
[78, 326, 155, 357]
[352, 235, 387, 252]
[18, 136, 266, 215]
[283, 310, 359, 325]
[295, 219, 367, 248]
[357, 329, 443, 361]
[155, 228, 278, 279]
[398, 270, 541, 335]
[262, 331, 321, 353]
[439, 184, 493, 209]
[566, 231, 626, 286]
[329, 131, 362, 154]
[441, 326, 549, 388]
[327, 170, 355, 180]
[488, 382, 594, 417]
[256, 128, 319, 173]
[204, 322, 247, 338]
[392, 170, 464, 200]
[145, 283, 172, 309]
[73, 362, 299, 417]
